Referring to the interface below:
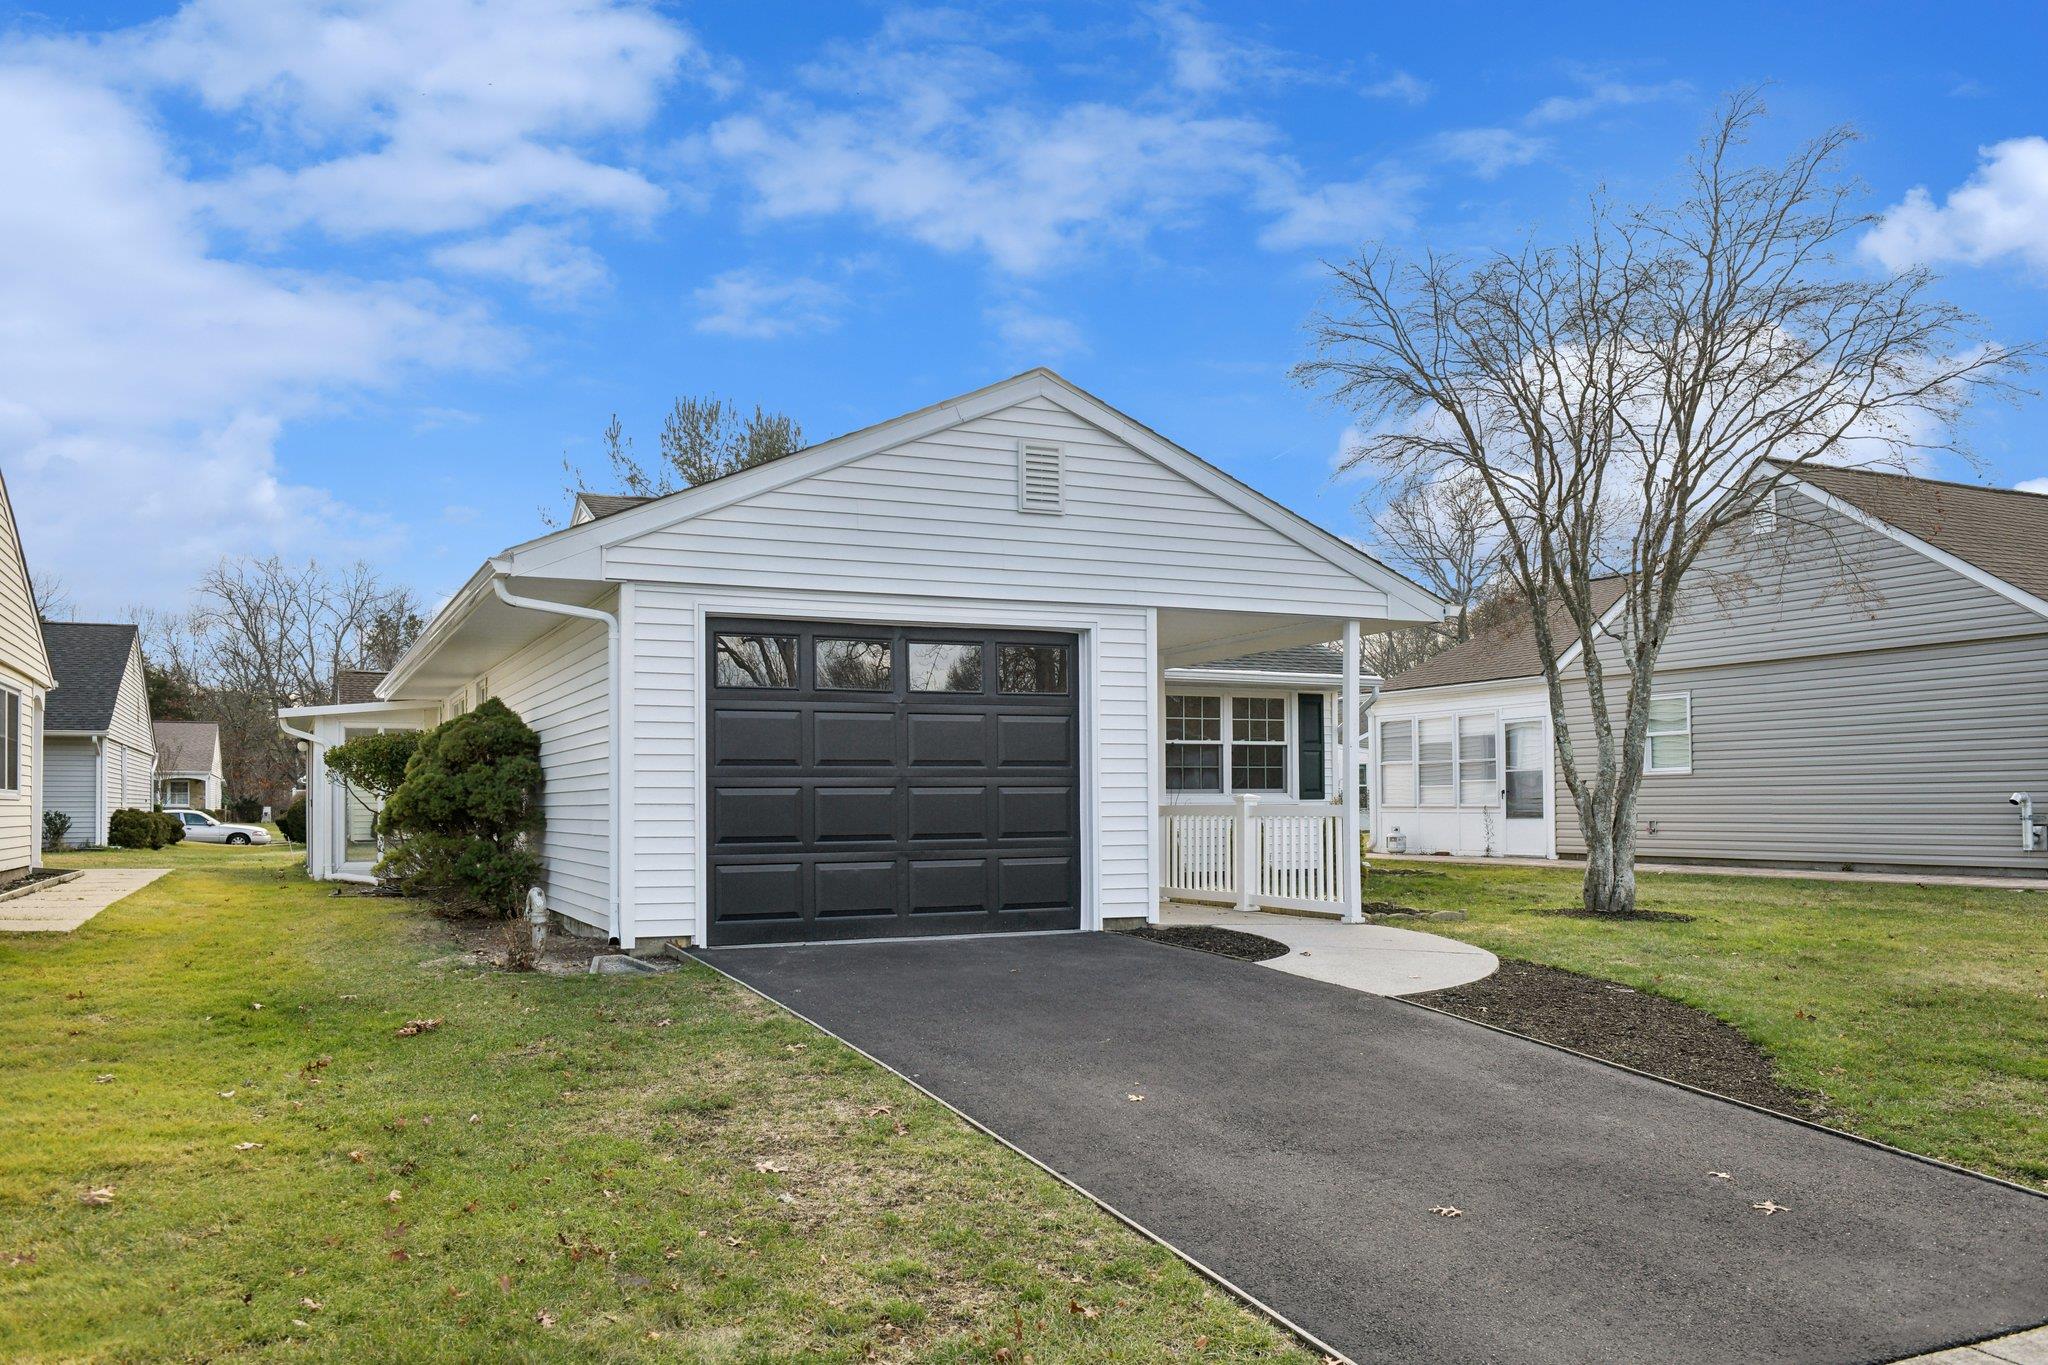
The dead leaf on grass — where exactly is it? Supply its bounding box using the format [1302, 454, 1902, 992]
[752, 1159, 788, 1174]
[1067, 1299, 1099, 1320]
[78, 1186, 116, 1206]
[300, 1297, 321, 1311]
[384, 1190, 402, 1205]
[394, 1018, 442, 1038]
[233, 1142, 264, 1152]
[535, 1309, 556, 1328]
[348, 1150, 367, 1164]
[218, 1090, 236, 1099]
[93, 1074, 113, 1084]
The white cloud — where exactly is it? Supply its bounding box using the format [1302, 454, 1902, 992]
[701, 13, 1410, 272]
[1147, 0, 1304, 97]
[57, 0, 705, 240]
[1362, 71, 1430, 105]
[0, 62, 495, 611]
[985, 302, 1087, 363]
[2016, 477, 2048, 495]
[1525, 78, 1689, 126]
[1432, 128, 1548, 179]
[1257, 170, 1421, 250]
[1861, 137, 2048, 273]
[692, 268, 845, 339]
[432, 224, 609, 302]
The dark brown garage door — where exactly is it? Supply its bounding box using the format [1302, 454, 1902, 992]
[705, 618, 1081, 946]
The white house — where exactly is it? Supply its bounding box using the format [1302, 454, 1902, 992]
[153, 721, 225, 811]
[40, 622, 154, 848]
[0, 472, 53, 877]
[282, 369, 1442, 946]
[1372, 465, 2048, 876]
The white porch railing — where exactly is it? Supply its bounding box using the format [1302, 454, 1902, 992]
[1161, 795, 1353, 916]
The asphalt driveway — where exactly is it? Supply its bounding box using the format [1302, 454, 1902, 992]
[698, 933, 2048, 1365]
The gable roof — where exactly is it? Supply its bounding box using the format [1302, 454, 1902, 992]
[153, 721, 219, 773]
[334, 669, 387, 705]
[1383, 578, 1630, 692]
[1789, 464, 2048, 607]
[1174, 644, 1378, 680]
[572, 492, 655, 522]
[41, 621, 140, 731]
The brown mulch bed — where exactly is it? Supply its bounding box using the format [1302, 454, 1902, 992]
[1121, 923, 1290, 963]
[1412, 960, 1825, 1118]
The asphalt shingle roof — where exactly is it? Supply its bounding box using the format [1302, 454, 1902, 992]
[334, 669, 386, 704]
[1382, 578, 1631, 692]
[154, 721, 218, 773]
[41, 622, 139, 732]
[1190, 644, 1376, 678]
[574, 492, 656, 521]
[1792, 463, 2048, 604]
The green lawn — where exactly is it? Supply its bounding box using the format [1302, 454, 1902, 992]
[1369, 860, 2048, 1189]
[1, 844, 1305, 1361]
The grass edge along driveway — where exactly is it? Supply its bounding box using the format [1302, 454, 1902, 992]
[1372, 860, 2048, 1191]
[1, 843, 1310, 1362]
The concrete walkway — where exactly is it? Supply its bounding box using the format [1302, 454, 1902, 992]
[0, 868, 170, 931]
[1159, 900, 1497, 996]
[1374, 850, 2047, 892]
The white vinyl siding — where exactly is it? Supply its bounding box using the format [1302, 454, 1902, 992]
[603, 397, 1386, 617]
[478, 613, 612, 932]
[42, 737, 96, 846]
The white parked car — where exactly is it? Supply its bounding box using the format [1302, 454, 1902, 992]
[173, 810, 272, 846]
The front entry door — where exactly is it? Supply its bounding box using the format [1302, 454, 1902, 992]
[1501, 720, 1548, 856]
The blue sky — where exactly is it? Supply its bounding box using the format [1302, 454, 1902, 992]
[4, 1, 2047, 615]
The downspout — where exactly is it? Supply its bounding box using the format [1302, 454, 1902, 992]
[92, 735, 105, 847]
[490, 576, 623, 945]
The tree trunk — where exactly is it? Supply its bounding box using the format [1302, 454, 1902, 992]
[1579, 807, 1640, 914]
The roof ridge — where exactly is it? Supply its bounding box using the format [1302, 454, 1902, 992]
[1784, 460, 2047, 502]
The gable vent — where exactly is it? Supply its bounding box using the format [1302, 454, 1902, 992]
[1017, 440, 1065, 514]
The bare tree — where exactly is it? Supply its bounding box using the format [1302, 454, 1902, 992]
[552, 397, 804, 523]
[1299, 91, 2032, 915]
[29, 570, 74, 622]
[1355, 472, 1504, 675]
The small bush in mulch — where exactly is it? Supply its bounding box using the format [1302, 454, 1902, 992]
[1413, 960, 1824, 1118]
[1120, 924, 1290, 963]
[1525, 906, 1695, 923]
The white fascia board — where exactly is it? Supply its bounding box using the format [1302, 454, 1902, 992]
[1553, 590, 1631, 673]
[377, 561, 499, 698]
[1162, 668, 1367, 689]
[44, 728, 109, 738]
[1790, 480, 2048, 623]
[1373, 675, 1547, 708]
[276, 700, 440, 721]
[492, 369, 1445, 622]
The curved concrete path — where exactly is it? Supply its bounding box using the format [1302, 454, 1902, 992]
[1158, 900, 1496, 995]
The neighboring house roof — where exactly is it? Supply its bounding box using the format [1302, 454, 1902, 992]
[334, 669, 387, 704]
[41, 621, 139, 731]
[573, 492, 656, 522]
[1789, 464, 2048, 606]
[154, 721, 219, 773]
[1177, 644, 1378, 680]
[1383, 578, 1631, 692]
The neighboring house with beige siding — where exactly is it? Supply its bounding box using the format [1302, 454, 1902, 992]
[1372, 466, 2048, 878]
[282, 370, 1442, 945]
[0, 473, 55, 878]
[154, 722, 224, 811]
[41, 623, 156, 847]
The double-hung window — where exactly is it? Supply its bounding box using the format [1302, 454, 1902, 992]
[1164, 694, 1223, 792]
[1164, 692, 1289, 795]
[0, 689, 17, 794]
[1378, 718, 1415, 806]
[1457, 715, 1499, 806]
[1646, 694, 1693, 773]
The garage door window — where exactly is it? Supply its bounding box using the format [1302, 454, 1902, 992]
[715, 633, 797, 688]
[816, 638, 892, 690]
[908, 642, 983, 692]
[998, 643, 1068, 694]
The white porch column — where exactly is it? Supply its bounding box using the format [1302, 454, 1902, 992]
[1341, 620, 1364, 923]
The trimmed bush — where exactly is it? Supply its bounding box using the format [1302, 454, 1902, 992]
[157, 812, 185, 845]
[278, 794, 307, 844]
[108, 808, 161, 849]
[41, 810, 71, 852]
[378, 698, 544, 918]
[325, 730, 422, 809]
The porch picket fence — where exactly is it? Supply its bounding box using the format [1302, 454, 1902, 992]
[1160, 796, 1350, 916]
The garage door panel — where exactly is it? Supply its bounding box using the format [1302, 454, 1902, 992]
[713, 710, 803, 767]
[711, 863, 805, 922]
[907, 712, 987, 766]
[997, 785, 1074, 840]
[814, 711, 897, 765]
[995, 713, 1072, 767]
[707, 618, 1080, 946]
[711, 786, 803, 845]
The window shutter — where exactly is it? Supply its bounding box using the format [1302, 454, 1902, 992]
[1297, 693, 1326, 801]
[1017, 440, 1064, 514]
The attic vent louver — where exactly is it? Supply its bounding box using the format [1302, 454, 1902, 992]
[1018, 440, 1065, 514]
